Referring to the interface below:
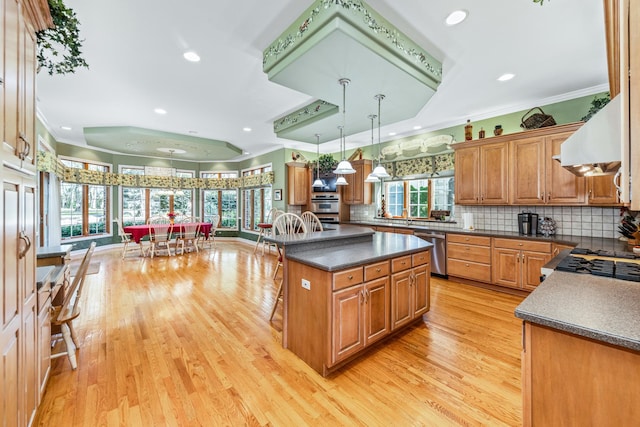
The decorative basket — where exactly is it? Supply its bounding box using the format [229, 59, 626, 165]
[520, 107, 556, 130]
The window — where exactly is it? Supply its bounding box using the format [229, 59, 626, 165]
[60, 158, 110, 239]
[120, 166, 195, 225]
[201, 172, 238, 229]
[241, 165, 272, 232]
[382, 177, 454, 219]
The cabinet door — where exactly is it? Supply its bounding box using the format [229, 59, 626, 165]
[588, 175, 620, 205]
[287, 165, 308, 205]
[412, 264, 430, 317]
[511, 137, 545, 204]
[454, 147, 480, 204]
[18, 27, 37, 168]
[343, 160, 371, 205]
[390, 270, 413, 331]
[332, 285, 364, 364]
[480, 142, 509, 204]
[545, 133, 586, 204]
[3, 0, 20, 163]
[363, 277, 389, 345]
[38, 301, 51, 397]
[522, 251, 552, 291]
[492, 248, 520, 288]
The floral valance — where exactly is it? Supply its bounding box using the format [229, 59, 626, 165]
[387, 152, 455, 179]
[37, 151, 274, 189]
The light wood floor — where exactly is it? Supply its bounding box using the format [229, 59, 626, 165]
[34, 241, 525, 426]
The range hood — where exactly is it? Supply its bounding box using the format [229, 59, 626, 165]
[557, 95, 622, 176]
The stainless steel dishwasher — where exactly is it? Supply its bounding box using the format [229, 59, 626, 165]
[415, 231, 447, 277]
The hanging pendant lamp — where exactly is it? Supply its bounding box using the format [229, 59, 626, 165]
[364, 114, 380, 183]
[335, 126, 348, 186]
[333, 78, 356, 175]
[372, 94, 390, 179]
[312, 134, 324, 188]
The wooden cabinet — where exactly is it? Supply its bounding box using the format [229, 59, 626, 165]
[522, 322, 640, 426]
[492, 238, 552, 291]
[287, 163, 308, 206]
[1, 1, 51, 425]
[446, 234, 492, 283]
[374, 226, 413, 235]
[587, 174, 620, 205]
[390, 251, 430, 331]
[342, 159, 372, 205]
[552, 242, 575, 257]
[286, 251, 429, 376]
[511, 130, 586, 205]
[454, 142, 508, 205]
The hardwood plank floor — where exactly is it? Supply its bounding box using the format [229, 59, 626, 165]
[34, 241, 525, 426]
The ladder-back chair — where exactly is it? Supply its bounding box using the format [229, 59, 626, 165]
[115, 217, 144, 258]
[51, 242, 96, 370]
[148, 218, 175, 258]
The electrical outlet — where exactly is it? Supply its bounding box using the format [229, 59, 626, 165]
[301, 278, 311, 290]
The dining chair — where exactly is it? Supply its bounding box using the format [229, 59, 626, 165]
[115, 217, 144, 258]
[199, 214, 220, 249]
[270, 213, 307, 320]
[148, 220, 175, 258]
[51, 242, 96, 370]
[254, 208, 280, 255]
[177, 222, 200, 254]
[300, 211, 324, 233]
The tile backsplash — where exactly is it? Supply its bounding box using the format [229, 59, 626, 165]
[350, 204, 622, 239]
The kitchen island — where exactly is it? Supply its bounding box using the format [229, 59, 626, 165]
[266, 225, 432, 376]
[515, 271, 640, 425]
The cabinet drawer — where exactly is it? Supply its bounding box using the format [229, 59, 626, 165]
[412, 251, 430, 267]
[391, 255, 412, 273]
[364, 261, 389, 282]
[447, 233, 491, 246]
[447, 243, 492, 264]
[447, 258, 492, 283]
[333, 267, 364, 291]
[493, 238, 551, 253]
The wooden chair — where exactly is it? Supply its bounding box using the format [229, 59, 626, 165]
[177, 222, 200, 254]
[300, 211, 324, 233]
[199, 214, 220, 250]
[51, 242, 96, 370]
[270, 213, 307, 320]
[115, 217, 144, 258]
[148, 219, 175, 258]
[254, 208, 280, 255]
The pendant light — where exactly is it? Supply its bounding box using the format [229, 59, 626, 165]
[364, 114, 380, 183]
[335, 126, 348, 186]
[312, 133, 324, 188]
[333, 78, 356, 175]
[372, 94, 390, 178]
[158, 149, 185, 196]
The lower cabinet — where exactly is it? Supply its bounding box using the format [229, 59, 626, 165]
[286, 251, 430, 376]
[390, 252, 430, 330]
[492, 239, 552, 291]
[446, 234, 492, 283]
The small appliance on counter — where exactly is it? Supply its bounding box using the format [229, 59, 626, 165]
[518, 212, 539, 235]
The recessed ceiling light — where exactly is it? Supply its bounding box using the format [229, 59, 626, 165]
[413, 125, 422, 130]
[60, 126, 72, 130]
[154, 108, 167, 115]
[242, 127, 252, 132]
[388, 132, 397, 136]
[445, 10, 468, 26]
[244, 151, 251, 155]
[497, 73, 516, 82]
[183, 51, 201, 62]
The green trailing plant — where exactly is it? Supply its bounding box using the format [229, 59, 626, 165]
[581, 93, 610, 122]
[317, 154, 337, 174]
[36, 0, 89, 75]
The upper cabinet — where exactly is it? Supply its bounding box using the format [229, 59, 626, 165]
[454, 123, 621, 207]
[511, 129, 586, 205]
[342, 159, 372, 205]
[287, 163, 309, 206]
[455, 142, 508, 205]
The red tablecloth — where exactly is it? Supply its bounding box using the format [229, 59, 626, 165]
[123, 222, 212, 244]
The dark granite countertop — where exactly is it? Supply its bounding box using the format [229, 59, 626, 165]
[37, 244, 73, 258]
[284, 231, 431, 272]
[515, 271, 640, 352]
[36, 266, 54, 290]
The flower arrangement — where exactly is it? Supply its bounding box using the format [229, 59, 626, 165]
[167, 212, 176, 219]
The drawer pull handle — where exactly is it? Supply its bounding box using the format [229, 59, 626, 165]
[347, 275, 353, 280]
[465, 263, 470, 267]
[375, 267, 381, 272]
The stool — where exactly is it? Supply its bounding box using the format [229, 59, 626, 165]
[253, 223, 274, 255]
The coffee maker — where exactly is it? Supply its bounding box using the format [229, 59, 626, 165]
[518, 212, 539, 235]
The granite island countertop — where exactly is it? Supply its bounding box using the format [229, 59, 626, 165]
[268, 225, 431, 272]
[515, 271, 640, 352]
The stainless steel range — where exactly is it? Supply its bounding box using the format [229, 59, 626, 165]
[554, 248, 640, 282]
[310, 193, 340, 224]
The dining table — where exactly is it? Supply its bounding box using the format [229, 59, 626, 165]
[123, 222, 213, 244]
